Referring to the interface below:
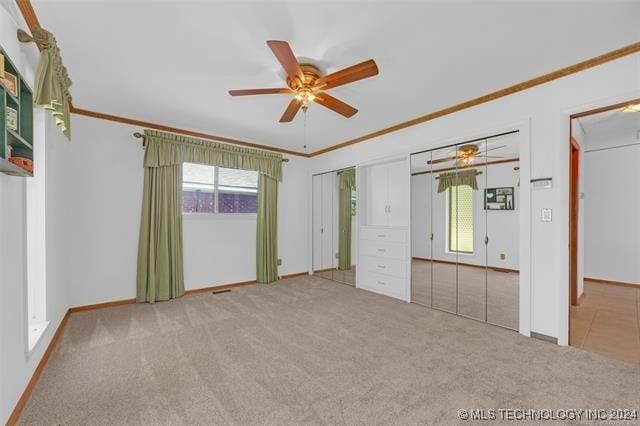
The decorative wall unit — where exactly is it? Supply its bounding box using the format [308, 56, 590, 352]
[0, 45, 34, 177]
[358, 157, 410, 301]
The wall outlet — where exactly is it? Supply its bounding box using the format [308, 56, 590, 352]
[277, 258, 282, 266]
[500, 253, 506, 260]
[541, 208, 553, 222]
[336, 253, 339, 259]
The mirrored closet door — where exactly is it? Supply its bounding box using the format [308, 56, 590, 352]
[410, 132, 520, 330]
[312, 167, 356, 286]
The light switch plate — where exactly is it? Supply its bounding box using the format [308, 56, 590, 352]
[541, 208, 552, 222]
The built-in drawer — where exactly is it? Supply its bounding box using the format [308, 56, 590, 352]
[360, 227, 407, 243]
[360, 242, 407, 260]
[359, 270, 406, 300]
[360, 255, 408, 278]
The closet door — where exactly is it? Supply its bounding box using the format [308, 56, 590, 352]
[365, 163, 389, 226]
[386, 160, 408, 227]
[486, 138, 519, 330]
[456, 141, 487, 321]
[312, 175, 324, 271]
[431, 146, 457, 313]
[410, 152, 432, 306]
[321, 172, 335, 269]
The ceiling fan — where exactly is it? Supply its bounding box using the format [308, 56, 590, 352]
[427, 144, 506, 167]
[229, 40, 379, 122]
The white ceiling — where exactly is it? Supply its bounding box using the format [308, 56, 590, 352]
[34, 1, 640, 154]
[576, 107, 640, 149]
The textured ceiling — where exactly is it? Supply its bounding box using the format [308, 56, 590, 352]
[33, 1, 640, 154]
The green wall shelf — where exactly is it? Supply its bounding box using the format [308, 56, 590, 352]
[1, 44, 34, 177]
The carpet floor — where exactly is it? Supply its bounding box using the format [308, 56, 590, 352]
[19, 276, 640, 425]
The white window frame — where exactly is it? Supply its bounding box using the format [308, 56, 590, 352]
[182, 163, 259, 216]
[445, 185, 475, 255]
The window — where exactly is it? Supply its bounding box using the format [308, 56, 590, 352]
[182, 163, 258, 214]
[448, 185, 474, 254]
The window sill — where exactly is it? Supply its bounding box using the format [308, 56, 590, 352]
[183, 213, 257, 221]
[27, 320, 50, 353]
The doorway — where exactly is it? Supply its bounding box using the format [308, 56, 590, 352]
[569, 98, 640, 364]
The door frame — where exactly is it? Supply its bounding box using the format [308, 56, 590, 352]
[567, 96, 640, 343]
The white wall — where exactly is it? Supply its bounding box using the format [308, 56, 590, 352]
[411, 161, 520, 270]
[46, 114, 309, 307]
[583, 131, 640, 285]
[309, 53, 640, 340]
[0, 2, 69, 422]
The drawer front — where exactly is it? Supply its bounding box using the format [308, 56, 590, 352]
[360, 227, 407, 243]
[359, 271, 406, 299]
[360, 242, 407, 260]
[360, 255, 408, 278]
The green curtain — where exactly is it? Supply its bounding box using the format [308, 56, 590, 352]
[257, 174, 278, 283]
[144, 130, 282, 181]
[437, 169, 478, 193]
[136, 164, 185, 303]
[338, 168, 355, 270]
[21, 27, 72, 140]
[136, 129, 283, 301]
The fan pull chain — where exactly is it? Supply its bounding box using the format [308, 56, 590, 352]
[302, 103, 308, 149]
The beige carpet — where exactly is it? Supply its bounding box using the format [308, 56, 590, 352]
[19, 276, 640, 425]
[412, 260, 519, 330]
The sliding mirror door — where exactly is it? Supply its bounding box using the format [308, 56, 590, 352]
[485, 135, 520, 330]
[455, 141, 486, 321]
[411, 151, 432, 306]
[410, 131, 520, 331]
[430, 145, 458, 313]
[312, 168, 357, 286]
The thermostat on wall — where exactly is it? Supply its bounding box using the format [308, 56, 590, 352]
[531, 177, 553, 190]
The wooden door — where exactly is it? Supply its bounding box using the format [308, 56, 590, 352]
[570, 138, 580, 306]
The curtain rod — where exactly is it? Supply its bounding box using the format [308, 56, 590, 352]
[435, 171, 483, 180]
[132, 132, 289, 162]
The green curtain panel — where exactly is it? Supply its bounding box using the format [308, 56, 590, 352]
[338, 168, 355, 270]
[144, 130, 283, 181]
[437, 169, 479, 193]
[257, 174, 278, 283]
[136, 164, 185, 303]
[22, 27, 72, 140]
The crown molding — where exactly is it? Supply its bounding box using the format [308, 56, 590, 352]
[17, 1, 640, 159]
[308, 41, 640, 157]
[69, 105, 311, 157]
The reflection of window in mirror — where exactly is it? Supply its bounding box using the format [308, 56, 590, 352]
[448, 185, 474, 254]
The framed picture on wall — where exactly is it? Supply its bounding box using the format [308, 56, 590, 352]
[484, 187, 515, 210]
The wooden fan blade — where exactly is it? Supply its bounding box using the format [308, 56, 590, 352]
[313, 93, 358, 118]
[267, 40, 304, 83]
[229, 88, 292, 96]
[280, 98, 302, 122]
[478, 145, 506, 154]
[314, 59, 379, 90]
[427, 157, 457, 165]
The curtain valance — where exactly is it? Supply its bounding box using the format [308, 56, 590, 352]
[20, 27, 73, 140]
[143, 129, 283, 181]
[338, 168, 356, 189]
[437, 169, 479, 193]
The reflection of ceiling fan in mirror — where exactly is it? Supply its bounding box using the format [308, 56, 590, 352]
[427, 144, 506, 167]
[229, 40, 379, 122]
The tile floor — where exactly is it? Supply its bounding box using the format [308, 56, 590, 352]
[570, 280, 640, 365]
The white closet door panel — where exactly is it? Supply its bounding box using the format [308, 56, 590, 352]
[312, 175, 323, 270]
[321, 173, 334, 269]
[365, 164, 389, 226]
[386, 160, 409, 227]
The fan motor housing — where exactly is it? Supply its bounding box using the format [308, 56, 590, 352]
[286, 63, 322, 89]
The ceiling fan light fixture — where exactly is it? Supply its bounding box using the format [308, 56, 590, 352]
[621, 103, 640, 112]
